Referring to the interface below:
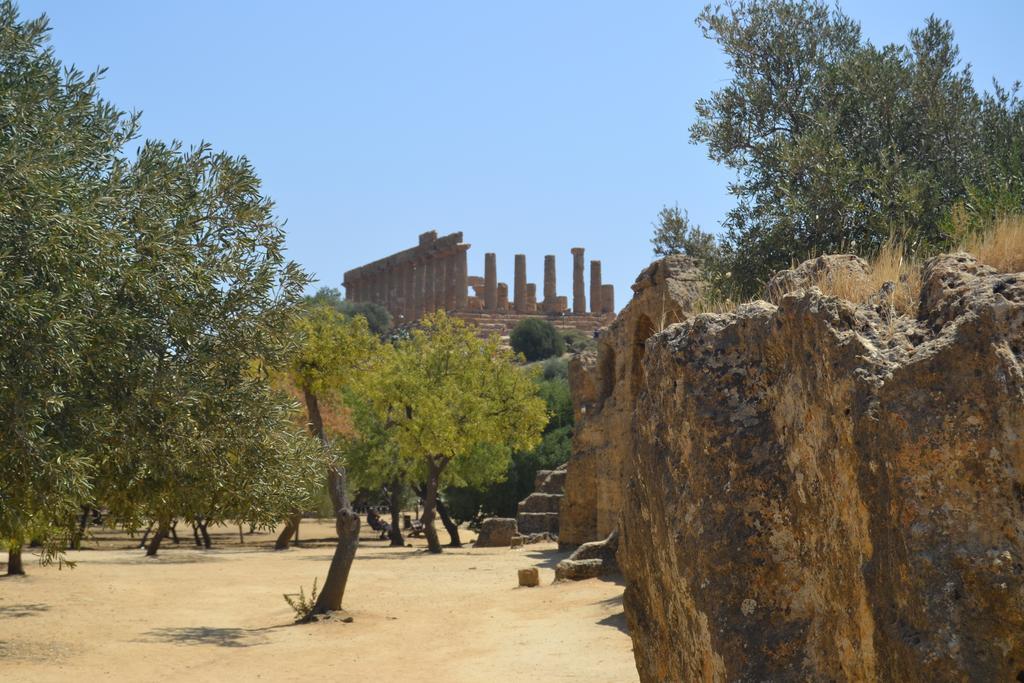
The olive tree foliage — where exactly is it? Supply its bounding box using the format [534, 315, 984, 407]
[0, 3, 318, 569]
[93, 140, 321, 555]
[0, 4, 136, 567]
[691, 1, 1024, 295]
[346, 312, 548, 554]
[650, 204, 721, 263]
[305, 286, 392, 335]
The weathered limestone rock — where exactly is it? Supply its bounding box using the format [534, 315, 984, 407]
[517, 465, 566, 536]
[559, 256, 705, 547]
[474, 517, 518, 548]
[554, 558, 604, 581]
[518, 567, 539, 587]
[555, 529, 619, 581]
[764, 253, 870, 303]
[620, 253, 1024, 682]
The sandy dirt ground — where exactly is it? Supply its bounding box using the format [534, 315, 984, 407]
[0, 520, 637, 682]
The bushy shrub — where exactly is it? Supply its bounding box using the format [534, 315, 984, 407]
[541, 356, 568, 380]
[510, 318, 564, 361]
[562, 329, 597, 354]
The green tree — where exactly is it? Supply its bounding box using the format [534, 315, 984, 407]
[0, 2, 136, 572]
[691, 1, 1024, 295]
[353, 312, 547, 553]
[0, 3, 317, 574]
[510, 318, 565, 362]
[445, 371, 573, 523]
[289, 306, 382, 617]
[305, 286, 392, 335]
[651, 204, 721, 263]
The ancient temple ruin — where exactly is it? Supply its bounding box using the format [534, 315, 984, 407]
[343, 230, 616, 336]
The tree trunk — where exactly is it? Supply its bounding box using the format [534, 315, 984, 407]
[420, 459, 444, 554]
[198, 520, 211, 549]
[274, 511, 303, 550]
[170, 520, 180, 544]
[146, 518, 169, 557]
[192, 522, 202, 547]
[7, 544, 25, 576]
[303, 388, 360, 619]
[387, 478, 405, 547]
[435, 497, 462, 548]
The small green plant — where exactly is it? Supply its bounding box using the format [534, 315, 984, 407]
[283, 578, 319, 621]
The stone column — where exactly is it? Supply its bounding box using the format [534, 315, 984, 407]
[425, 257, 437, 314]
[543, 255, 557, 309]
[497, 283, 509, 311]
[484, 253, 498, 311]
[526, 283, 537, 313]
[414, 258, 426, 318]
[444, 252, 458, 311]
[454, 245, 469, 310]
[601, 284, 615, 314]
[571, 248, 586, 314]
[590, 260, 603, 314]
[514, 254, 527, 313]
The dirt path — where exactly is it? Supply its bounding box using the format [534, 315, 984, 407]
[0, 521, 637, 682]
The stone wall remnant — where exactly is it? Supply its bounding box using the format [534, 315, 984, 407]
[559, 255, 705, 546]
[620, 252, 1024, 682]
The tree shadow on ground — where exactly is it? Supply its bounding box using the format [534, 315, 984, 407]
[595, 589, 629, 635]
[522, 546, 574, 569]
[0, 603, 49, 618]
[141, 626, 277, 648]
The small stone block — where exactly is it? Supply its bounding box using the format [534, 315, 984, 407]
[518, 567, 539, 587]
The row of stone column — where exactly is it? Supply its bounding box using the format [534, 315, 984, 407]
[480, 249, 613, 315]
[345, 244, 468, 322]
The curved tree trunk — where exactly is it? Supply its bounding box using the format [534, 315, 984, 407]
[198, 520, 211, 549]
[274, 511, 303, 550]
[7, 544, 25, 576]
[387, 478, 405, 547]
[420, 459, 444, 554]
[303, 388, 360, 618]
[146, 518, 170, 557]
[435, 497, 462, 548]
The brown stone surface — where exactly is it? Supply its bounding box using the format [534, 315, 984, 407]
[560, 256, 705, 547]
[572, 247, 586, 314]
[601, 284, 614, 313]
[764, 253, 871, 303]
[497, 283, 509, 311]
[514, 254, 527, 313]
[555, 530, 619, 581]
[474, 517, 518, 548]
[518, 567, 540, 587]
[543, 254, 557, 306]
[484, 252, 498, 311]
[589, 260, 602, 314]
[620, 252, 1024, 682]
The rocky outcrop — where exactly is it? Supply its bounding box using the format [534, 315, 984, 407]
[764, 253, 871, 303]
[555, 529, 619, 581]
[620, 253, 1024, 681]
[474, 518, 518, 548]
[516, 466, 566, 536]
[560, 255, 704, 546]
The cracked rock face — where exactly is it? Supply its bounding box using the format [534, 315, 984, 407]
[620, 253, 1024, 682]
[560, 255, 704, 546]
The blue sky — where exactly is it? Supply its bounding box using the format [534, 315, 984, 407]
[20, 1, 1024, 309]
